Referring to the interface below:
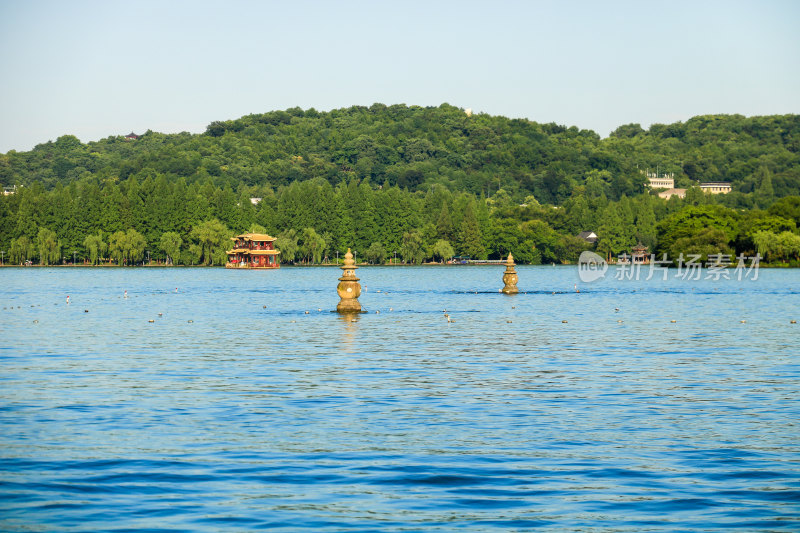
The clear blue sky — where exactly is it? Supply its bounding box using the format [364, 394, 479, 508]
[1, 0, 798, 153]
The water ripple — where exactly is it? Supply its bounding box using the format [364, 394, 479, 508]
[1, 266, 799, 531]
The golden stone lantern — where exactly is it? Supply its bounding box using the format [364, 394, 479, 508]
[336, 248, 363, 313]
[501, 253, 519, 294]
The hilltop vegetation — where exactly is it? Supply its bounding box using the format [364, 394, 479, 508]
[1, 104, 799, 265]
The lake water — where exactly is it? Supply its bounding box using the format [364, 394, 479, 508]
[1, 265, 798, 531]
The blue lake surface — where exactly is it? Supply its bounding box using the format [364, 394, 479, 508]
[1, 265, 799, 531]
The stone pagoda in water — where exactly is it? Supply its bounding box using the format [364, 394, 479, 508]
[501, 253, 519, 294]
[336, 248, 363, 313]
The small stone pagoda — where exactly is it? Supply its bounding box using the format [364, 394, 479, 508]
[501, 253, 519, 294]
[336, 249, 363, 313]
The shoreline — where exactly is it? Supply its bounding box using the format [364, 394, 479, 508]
[1, 263, 796, 269]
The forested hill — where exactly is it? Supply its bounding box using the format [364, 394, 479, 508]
[2, 103, 799, 204]
[2, 104, 800, 268]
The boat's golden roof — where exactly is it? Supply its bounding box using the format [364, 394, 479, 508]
[231, 233, 276, 242]
[226, 249, 280, 255]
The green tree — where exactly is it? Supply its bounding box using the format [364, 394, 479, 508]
[365, 241, 387, 264]
[768, 196, 800, 226]
[656, 205, 739, 259]
[435, 203, 454, 241]
[108, 230, 127, 265]
[300, 227, 326, 264]
[756, 230, 800, 263]
[610, 123, 645, 138]
[584, 169, 612, 197]
[754, 166, 775, 208]
[777, 231, 800, 262]
[735, 211, 795, 255]
[489, 218, 522, 258]
[617, 196, 637, 247]
[671, 227, 733, 263]
[520, 219, 561, 263]
[555, 234, 592, 263]
[248, 223, 267, 234]
[751, 231, 778, 262]
[487, 187, 512, 211]
[430, 239, 454, 263]
[160, 231, 183, 265]
[457, 201, 484, 258]
[126, 228, 147, 264]
[275, 229, 299, 264]
[563, 193, 594, 235]
[596, 203, 628, 260]
[684, 186, 705, 206]
[400, 231, 424, 264]
[37, 227, 61, 265]
[190, 219, 230, 265]
[185, 244, 203, 266]
[83, 231, 107, 265]
[9, 236, 35, 264]
[633, 197, 658, 250]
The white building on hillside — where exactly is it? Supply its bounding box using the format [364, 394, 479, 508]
[700, 182, 732, 194]
[644, 170, 674, 189]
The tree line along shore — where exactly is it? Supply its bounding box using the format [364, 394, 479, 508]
[1, 104, 799, 266]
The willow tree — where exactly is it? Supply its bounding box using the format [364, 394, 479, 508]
[190, 219, 230, 265]
[108, 230, 127, 265]
[37, 227, 61, 266]
[430, 239, 454, 263]
[365, 241, 386, 264]
[83, 231, 107, 265]
[400, 231, 424, 264]
[300, 227, 326, 264]
[777, 231, 800, 262]
[9, 236, 35, 264]
[108, 228, 146, 265]
[160, 231, 183, 265]
[126, 229, 147, 265]
[275, 229, 299, 264]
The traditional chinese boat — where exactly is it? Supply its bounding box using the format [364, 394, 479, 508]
[226, 233, 280, 269]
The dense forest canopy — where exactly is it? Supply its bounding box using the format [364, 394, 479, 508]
[1, 104, 799, 266]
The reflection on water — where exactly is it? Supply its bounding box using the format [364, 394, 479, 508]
[1, 266, 799, 531]
[336, 311, 361, 354]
